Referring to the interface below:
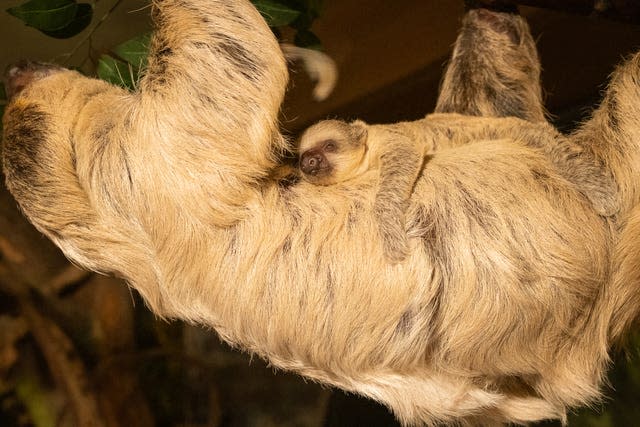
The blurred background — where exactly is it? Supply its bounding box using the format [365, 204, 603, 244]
[1, 0, 640, 426]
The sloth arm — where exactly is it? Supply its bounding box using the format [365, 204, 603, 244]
[404, 115, 618, 217]
[427, 4, 618, 214]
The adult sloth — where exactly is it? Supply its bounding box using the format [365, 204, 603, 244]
[3, 1, 638, 425]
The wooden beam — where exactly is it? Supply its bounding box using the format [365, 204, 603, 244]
[467, 0, 640, 23]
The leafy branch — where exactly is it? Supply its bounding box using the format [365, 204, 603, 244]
[5, 0, 325, 90]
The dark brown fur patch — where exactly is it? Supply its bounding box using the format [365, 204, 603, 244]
[213, 33, 263, 83]
[145, 37, 173, 88]
[456, 181, 497, 232]
[394, 308, 415, 336]
[2, 104, 49, 193]
[605, 93, 620, 130]
[408, 204, 452, 272]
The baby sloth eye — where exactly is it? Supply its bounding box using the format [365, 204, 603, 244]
[323, 140, 337, 152]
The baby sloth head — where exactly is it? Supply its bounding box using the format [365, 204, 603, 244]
[298, 119, 368, 185]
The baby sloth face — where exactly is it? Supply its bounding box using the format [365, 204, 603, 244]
[298, 119, 368, 185]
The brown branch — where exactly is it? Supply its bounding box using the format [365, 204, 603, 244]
[45, 264, 92, 295]
[0, 235, 26, 264]
[0, 267, 106, 427]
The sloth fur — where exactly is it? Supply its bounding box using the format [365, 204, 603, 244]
[3, 2, 640, 425]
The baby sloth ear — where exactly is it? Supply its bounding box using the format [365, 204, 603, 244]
[349, 120, 368, 146]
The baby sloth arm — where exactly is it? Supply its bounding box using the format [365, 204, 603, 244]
[298, 120, 426, 262]
[370, 126, 427, 263]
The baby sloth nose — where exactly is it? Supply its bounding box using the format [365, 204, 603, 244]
[300, 149, 327, 176]
[4, 60, 64, 100]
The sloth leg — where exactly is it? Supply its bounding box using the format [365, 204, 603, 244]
[573, 52, 640, 341]
[435, 7, 546, 122]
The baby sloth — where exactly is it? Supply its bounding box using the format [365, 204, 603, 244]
[299, 119, 425, 263]
[299, 120, 369, 184]
[297, 116, 620, 265]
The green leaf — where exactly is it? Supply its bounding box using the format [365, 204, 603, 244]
[294, 29, 321, 50]
[280, 0, 323, 17]
[42, 3, 93, 39]
[112, 33, 152, 70]
[7, 0, 78, 32]
[97, 55, 137, 90]
[96, 34, 152, 90]
[306, 0, 323, 16]
[251, 0, 300, 27]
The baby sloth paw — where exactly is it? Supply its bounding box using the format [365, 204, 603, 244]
[381, 231, 410, 264]
[585, 185, 620, 217]
[375, 200, 411, 264]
